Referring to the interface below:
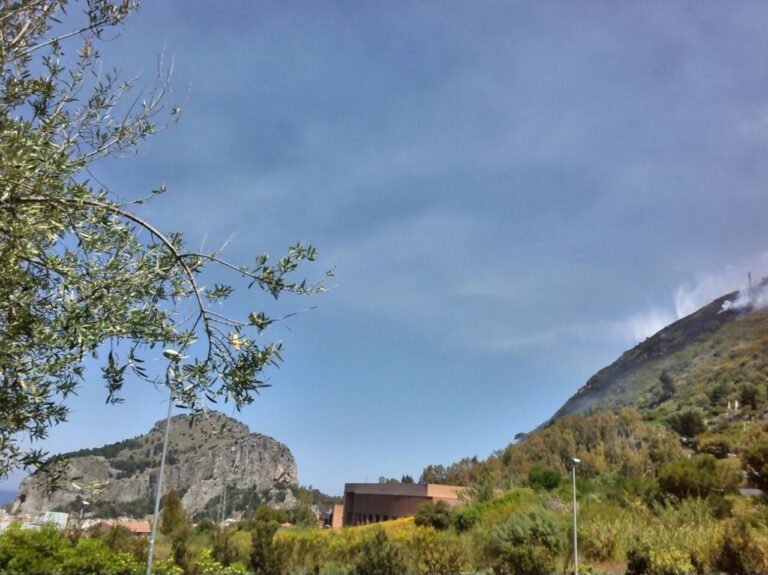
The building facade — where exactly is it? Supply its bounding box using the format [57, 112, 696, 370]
[341, 483, 465, 527]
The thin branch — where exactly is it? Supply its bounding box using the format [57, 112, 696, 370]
[9, 194, 212, 360]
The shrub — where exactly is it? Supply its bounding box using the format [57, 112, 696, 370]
[742, 430, 768, 491]
[191, 548, 249, 575]
[711, 516, 768, 574]
[527, 464, 562, 491]
[414, 500, 453, 530]
[250, 519, 286, 575]
[60, 537, 114, 575]
[213, 527, 252, 566]
[485, 507, 563, 575]
[580, 520, 619, 562]
[658, 454, 740, 499]
[452, 505, 480, 532]
[412, 527, 467, 575]
[0, 522, 69, 574]
[626, 541, 694, 575]
[665, 408, 706, 438]
[350, 528, 406, 575]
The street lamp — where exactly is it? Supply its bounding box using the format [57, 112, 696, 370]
[571, 457, 580, 575]
[146, 350, 182, 575]
[78, 500, 90, 530]
[79, 500, 90, 521]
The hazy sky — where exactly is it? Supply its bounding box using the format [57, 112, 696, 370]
[7, 2, 768, 496]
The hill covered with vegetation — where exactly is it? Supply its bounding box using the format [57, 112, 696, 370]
[552, 289, 768, 423]
[419, 287, 768, 488]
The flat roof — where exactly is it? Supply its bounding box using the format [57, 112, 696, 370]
[343, 483, 465, 499]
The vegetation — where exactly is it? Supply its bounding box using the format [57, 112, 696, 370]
[527, 464, 562, 491]
[6, 293, 768, 574]
[413, 500, 453, 530]
[4, 6, 768, 573]
[485, 507, 563, 575]
[0, 0, 328, 484]
[2, 472, 768, 575]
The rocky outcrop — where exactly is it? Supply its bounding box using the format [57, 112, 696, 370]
[13, 411, 297, 516]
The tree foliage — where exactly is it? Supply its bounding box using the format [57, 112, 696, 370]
[527, 464, 561, 491]
[665, 408, 707, 438]
[742, 428, 768, 491]
[159, 490, 191, 570]
[413, 500, 453, 530]
[485, 507, 563, 575]
[0, 0, 327, 482]
[249, 518, 285, 575]
[658, 454, 741, 500]
[420, 408, 685, 490]
[159, 490, 186, 536]
[350, 528, 407, 575]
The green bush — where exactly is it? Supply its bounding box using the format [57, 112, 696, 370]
[350, 528, 406, 575]
[742, 430, 768, 491]
[0, 522, 69, 574]
[60, 537, 115, 575]
[658, 454, 740, 499]
[452, 505, 480, 532]
[527, 464, 562, 491]
[213, 526, 252, 567]
[712, 516, 768, 574]
[413, 500, 453, 530]
[248, 512, 288, 575]
[580, 520, 618, 562]
[665, 408, 706, 438]
[191, 548, 249, 575]
[626, 541, 693, 575]
[485, 507, 563, 575]
[412, 527, 467, 575]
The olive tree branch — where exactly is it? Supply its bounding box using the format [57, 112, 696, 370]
[7, 194, 213, 361]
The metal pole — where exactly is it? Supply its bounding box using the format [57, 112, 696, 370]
[146, 364, 175, 575]
[572, 464, 578, 575]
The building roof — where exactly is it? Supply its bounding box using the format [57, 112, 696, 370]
[110, 519, 151, 534]
[343, 483, 465, 499]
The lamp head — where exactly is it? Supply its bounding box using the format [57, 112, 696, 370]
[572, 457, 581, 465]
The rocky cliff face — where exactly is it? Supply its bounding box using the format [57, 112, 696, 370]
[13, 411, 298, 516]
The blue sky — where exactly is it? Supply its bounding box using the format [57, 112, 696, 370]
[7, 2, 768, 496]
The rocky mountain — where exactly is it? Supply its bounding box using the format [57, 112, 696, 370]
[13, 411, 298, 518]
[551, 286, 768, 421]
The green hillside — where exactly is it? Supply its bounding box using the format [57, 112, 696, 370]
[552, 291, 768, 423]
[421, 289, 768, 487]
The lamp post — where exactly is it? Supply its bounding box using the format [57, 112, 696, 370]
[145, 350, 181, 575]
[79, 500, 90, 523]
[571, 457, 580, 575]
[77, 499, 90, 531]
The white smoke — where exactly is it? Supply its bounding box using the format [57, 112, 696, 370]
[674, 270, 753, 317]
[721, 282, 768, 312]
[619, 307, 676, 342]
[618, 259, 768, 343]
